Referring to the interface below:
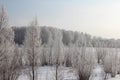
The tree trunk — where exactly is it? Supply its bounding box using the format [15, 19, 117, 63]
[56, 63, 58, 80]
[32, 47, 35, 80]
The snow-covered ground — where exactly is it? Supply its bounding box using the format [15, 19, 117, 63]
[107, 75, 120, 80]
[89, 64, 106, 80]
[17, 64, 120, 80]
[17, 66, 78, 80]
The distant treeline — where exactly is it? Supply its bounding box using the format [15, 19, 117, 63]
[13, 26, 120, 48]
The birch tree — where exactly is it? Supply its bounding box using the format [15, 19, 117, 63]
[24, 18, 41, 80]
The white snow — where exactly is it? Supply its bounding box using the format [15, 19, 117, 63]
[89, 64, 105, 80]
[17, 66, 78, 80]
[107, 75, 120, 80]
[17, 74, 29, 80]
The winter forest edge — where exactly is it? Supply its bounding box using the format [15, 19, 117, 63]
[0, 6, 120, 80]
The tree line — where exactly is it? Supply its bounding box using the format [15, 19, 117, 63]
[13, 26, 120, 48]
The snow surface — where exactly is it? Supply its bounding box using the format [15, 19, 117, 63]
[107, 75, 120, 80]
[89, 64, 105, 80]
[17, 66, 78, 80]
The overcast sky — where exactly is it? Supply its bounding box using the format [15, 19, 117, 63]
[1, 0, 120, 39]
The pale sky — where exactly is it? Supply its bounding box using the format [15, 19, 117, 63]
[1, 0, 120, 39]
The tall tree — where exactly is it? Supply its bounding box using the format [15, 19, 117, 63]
[52, 29, 63, 80]
[24, 18, 41, 80]
[0, 6, 15, 80]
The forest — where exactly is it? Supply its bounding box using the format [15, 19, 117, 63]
[1, 6, 120, 80]
[13, 26, 120, 48]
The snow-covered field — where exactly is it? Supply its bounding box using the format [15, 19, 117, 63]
[89, 64, 106, 80]
[17, 65, 120, 80]
[108, 75, 120, 80]
[89, 64, 120, 80]
[17, 66, 78, 80]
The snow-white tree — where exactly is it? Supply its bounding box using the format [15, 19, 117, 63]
[50, 29, 64, 80]
[96, 48, 107, 64]
[63, 47, 72, 67]
[76, 47, 96, 80]
[103, 49, 118, 77]
[24, 18, 41, 80]
[0, 6, 15, 80]
[9, 44, 23, 80]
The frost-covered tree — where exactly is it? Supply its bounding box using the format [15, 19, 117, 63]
[51, 29, 64, 65]
[96, 48, 107, 64]
[62, 30, 74, 46]
[24, 18, 41, 80]
[14, 27, 26, 45]
[76, 47, 96, 80]
[9, 44, 23, 80]
[0, 6, 15, 80]
[103, 49, 118, 77]
[50, 29, 64, 80]
[63, 47, 72, 67]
